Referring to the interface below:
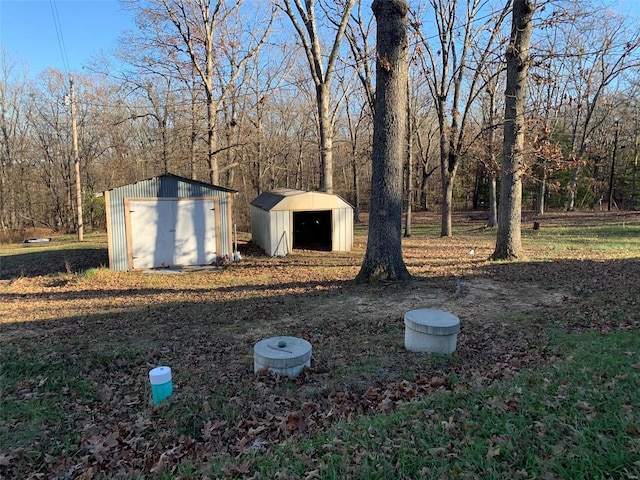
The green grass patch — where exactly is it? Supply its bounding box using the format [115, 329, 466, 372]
[251, 329, 640, 479]
[0, 347, 97, 456]
[523, 224, 640, 252]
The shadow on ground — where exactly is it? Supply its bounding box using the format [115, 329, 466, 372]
[0, 247, 109, 279]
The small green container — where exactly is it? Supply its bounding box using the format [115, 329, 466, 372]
[149, 366, 172, 405]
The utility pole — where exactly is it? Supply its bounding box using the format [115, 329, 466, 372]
[70, 75, 83, 242]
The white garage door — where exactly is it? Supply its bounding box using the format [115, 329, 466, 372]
[127, 198, 217, 269]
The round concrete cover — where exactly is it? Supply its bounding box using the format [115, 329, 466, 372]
[404, 309, 460, 335]
[254, 336, 312, 369]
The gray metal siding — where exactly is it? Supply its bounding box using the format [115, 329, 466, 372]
[107, 175, 235, 271]
[270, 210, 290, 256]
[332, 207, 353, 252]
[250, 206, 270, 254]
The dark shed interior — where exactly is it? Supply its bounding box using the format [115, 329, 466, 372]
[293, 210, 332, 251]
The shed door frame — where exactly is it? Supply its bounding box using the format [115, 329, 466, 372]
[123, 197, 221, 269]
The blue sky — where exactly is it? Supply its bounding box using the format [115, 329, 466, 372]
[1, 0, 639, 77]
[0, 0, 135, 75]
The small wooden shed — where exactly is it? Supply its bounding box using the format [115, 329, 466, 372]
[250, 188, 353, 256]
[105, 174, 237, 271]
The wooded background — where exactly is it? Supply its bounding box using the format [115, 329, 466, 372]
[1, 0, 639, 238]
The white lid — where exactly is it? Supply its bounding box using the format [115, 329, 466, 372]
[149, 366, 172, 385]
[404, 309, 460, 335]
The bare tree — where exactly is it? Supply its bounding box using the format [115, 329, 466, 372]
[278, 0, 356, 193]
[409, 75, 439, 211]
[343, 82, 371, 223]
[237, 44, 294, 198]
[27, 70, 78, 232]
[479, 66, 503, 227]
[404, 72, 413, 237]
[343, 0, 376, 115]
[557, 9, 640, 210]
[526, 18, 569, 215]
[357, 0, 411, 283]
[413, 0, 511, 237]
[0, 51, 31, 232]
[123, 0, 273, 186]
[492, 0, 535, 260]
[414, 118, 439, 211]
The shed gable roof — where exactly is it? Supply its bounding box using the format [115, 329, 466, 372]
[251, 188, 352, 212]
[106, 173, 237, 194]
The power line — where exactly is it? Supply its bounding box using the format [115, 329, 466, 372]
[49, 0, 70, 75]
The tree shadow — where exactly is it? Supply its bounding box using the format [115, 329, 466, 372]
[0, 247, 109, 279]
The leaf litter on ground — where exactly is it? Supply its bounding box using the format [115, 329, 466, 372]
[1, 211, 639, 477]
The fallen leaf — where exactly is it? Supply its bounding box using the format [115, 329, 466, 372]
[486, 446, 501, 459]
[77, 468, 94, 480]
[576, 400, 594, 412]
[0, 451, 17, 466]
[430, 376, 446, 388]
[304, 469, 321, 480]
[150, 452, 170, 474]
[428, 447, 447, 456]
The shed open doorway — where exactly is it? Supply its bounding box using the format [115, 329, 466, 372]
[293, 210, 332, 251]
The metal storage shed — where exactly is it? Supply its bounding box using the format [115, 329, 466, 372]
[250, 188, 353, 256]
[105, 174, 237, 271]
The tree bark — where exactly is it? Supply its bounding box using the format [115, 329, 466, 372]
[492, 0, 534, 260]
[488, 174, 497, 227]
[441, 172, 454, 235]
[357, 0, 411, 283]
[316, 84, 333, 193]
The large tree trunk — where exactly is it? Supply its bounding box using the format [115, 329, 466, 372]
[488, 174, 498, 227]
[317, 84, 333, 193]
[357, 0, 411, 283]
[441, 170, 455, 236]
[493, 0, 534, 260]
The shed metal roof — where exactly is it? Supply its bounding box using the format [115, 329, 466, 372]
[106, 173, 238, 194]
[251, 189, 352, 212]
